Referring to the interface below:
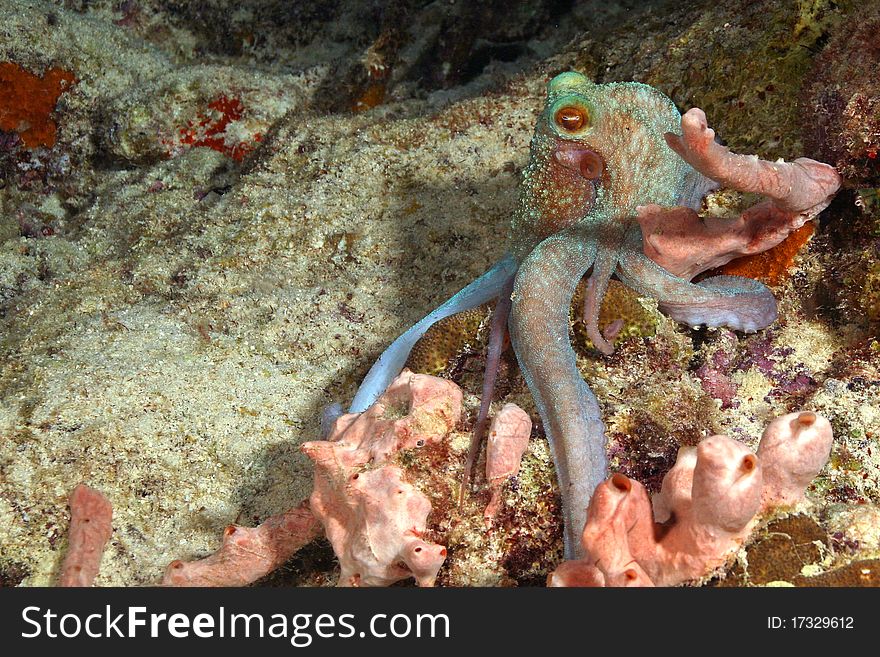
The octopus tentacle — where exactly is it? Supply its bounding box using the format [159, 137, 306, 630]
[583, 247, 621, 356]
[460, 276, 515, 505]
[676, 164, 719, 212]
[617, 227, 777, 331]
[350, 253, 518, 413]
[509, 226, 604, 558]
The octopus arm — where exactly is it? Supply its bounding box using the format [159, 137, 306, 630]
[583, 244, 622, 356]
[509, 225, 605, 558]
[676, 165, 719, 212]
[349, 253, 518, 413]
[462, 275, 515, 501]
[616, 228, 777, 332]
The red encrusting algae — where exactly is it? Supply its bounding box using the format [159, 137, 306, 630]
[176, 95, 262, 162]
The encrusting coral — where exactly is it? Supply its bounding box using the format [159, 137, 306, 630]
[0, 62, 76, 148]
[548, 411, 833, 587]
[406, 304, 492, 376]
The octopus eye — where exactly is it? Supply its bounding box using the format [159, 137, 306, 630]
[554, 105, 589, 132]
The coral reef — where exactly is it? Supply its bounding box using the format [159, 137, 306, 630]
[354, 77, 840, 559]
[58, 484, 113, 587]
[549, 411, 833, 587]
[0, 0, 878, 589]
[803, 3, 880, 187]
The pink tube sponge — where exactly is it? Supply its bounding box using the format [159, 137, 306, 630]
[690, 436, 762, 533]
[302, 369, 458, 586]
[484, 403, 532, 524]
[162, 503, 320, 586]
[59, 484, 113, 587]
[550, 411, 833, 587]
[758, 411, 834, 507]
[638, 107, 841, 281]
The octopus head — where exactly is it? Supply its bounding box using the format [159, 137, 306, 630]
[543, 72, 606, 185]
[512, 73, 599, 246]
[542, 71, 689, 210]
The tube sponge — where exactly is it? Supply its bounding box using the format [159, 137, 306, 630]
[549, 411, 833, 587]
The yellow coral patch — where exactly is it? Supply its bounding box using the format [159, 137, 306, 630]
[405, 305, 492, 375]
[571, 279, 659, 354]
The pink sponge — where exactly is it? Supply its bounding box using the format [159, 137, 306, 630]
[59, 484, 113, 587]
[638, 107, 841, 281]
[302, 369, 458, 586]
[549, 411, 833, 587]
[484, 403, 532, 524]
[163, 503, 320, 586]
[165, 370, 458, 587]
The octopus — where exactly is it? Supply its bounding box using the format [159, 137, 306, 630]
[348, 71, 840, 557]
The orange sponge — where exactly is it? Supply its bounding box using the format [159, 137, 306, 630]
[0, 62, 75, 148]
